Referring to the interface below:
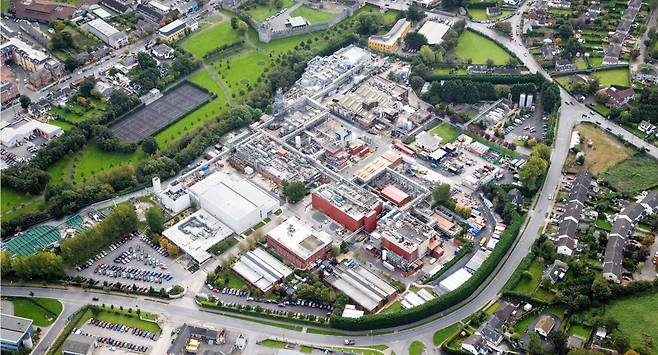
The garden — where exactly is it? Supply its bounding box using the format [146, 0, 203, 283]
[591, 67, 630, 88]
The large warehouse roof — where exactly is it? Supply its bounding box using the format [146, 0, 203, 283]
[418, 21, 451, 45]
[0, 314, 32, 344]
[267, 216, 332, 261]
[232, 248, 292, 293]
[162, 210, 233, 264]
[438, 267, 472, 292]
[325, 265, 396, 312]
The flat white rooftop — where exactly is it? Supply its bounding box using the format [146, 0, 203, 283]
[418, 21, 450, 45]
[232, 248, 292, 293]
[439, 267, 472, 292]
[162, 209, 233, 264]
[268, 216, 332, 261]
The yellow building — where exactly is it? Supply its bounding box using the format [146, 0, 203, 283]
[368, 18, 411, 53]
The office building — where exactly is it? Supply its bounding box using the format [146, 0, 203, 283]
[267, 216, 333, 270]
[368, 18, 411, 53]
[0, 314, 34, 352]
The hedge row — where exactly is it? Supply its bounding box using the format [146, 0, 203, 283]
[424, 73, 546, 86]
[330, 211, 525, 330]
[46, 305, 91, 355]
[502, 252, 536, 292]
[500, 290, 551, 305]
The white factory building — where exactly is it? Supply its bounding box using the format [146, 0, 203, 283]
[83, 19, 128, 48]
[188, 171, 280, 234]
[1, 119, 63, 148]
[162, 209, 233, 264]
[155, 178, 191, 214]
[417, 21, 451, 45]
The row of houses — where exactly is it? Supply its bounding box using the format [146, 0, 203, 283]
[554, 171, 593, 256]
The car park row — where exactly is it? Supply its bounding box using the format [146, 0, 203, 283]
[94, 264, 173, 284]
[70, 328, 149, 353]
[75, 235, 134, 272]
[87, 318, 158, 340]
[140, 235, 170, 257]
[113, 245, 168, 270]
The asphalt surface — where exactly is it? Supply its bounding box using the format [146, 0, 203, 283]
[3, 3, 658, 354]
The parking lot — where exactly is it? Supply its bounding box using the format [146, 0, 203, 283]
[75, 320, 156, 353]
[504, 110, 549, 143]
[69, 233, 189, 290]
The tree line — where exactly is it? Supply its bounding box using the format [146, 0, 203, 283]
[0, 250, 65, 281]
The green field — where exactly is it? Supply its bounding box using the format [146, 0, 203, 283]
[1, 0, 10, 12]
[408, 340, 425, 355]
[430, 123, 462, 143]
[289, 5, 335, 24]
[512, 258, 543, 294]
[8, 297, 63, 326]
[591, 67, 630, 88]
[49, 120, 75, 131]
[380, 300, 402, 314]
[181, 19, 243, 59]
[215, 49, 272, 96]
[79, 306, 160, 333]
[433, 323, 461, 346]
[1, 187, 32, 215]
[467, 8, 512, 20]
[244, 0, 295, 22]
[47, 154, 73, 184]
[601, 154, 658, 193]
[568, 323, 592, 338]
[72, 144, 145, 183]
[604, 292, 658, 349]
[50, 98, 106, 123]
[454, 30, 511, 65]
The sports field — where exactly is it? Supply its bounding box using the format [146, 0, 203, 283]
[181, 19, 243, 59]
[591, 67, 630, 88]
[289, 5, 335, 24]
[155, 69, 228, 146]
[454, 30, 511, 65]
[110, 82, 213, 142]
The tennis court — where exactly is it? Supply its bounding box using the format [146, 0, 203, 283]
[110, 82, 213, 142]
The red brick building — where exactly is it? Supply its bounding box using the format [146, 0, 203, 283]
[311, 183, 382, 233]
[266, 216, 333, 270]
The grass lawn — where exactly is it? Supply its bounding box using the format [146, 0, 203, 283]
[513, 313, 535, 333]
[181, 19, 243, 59]
[214, 50, 272, 97]
[575, 58, 587, 69]
[592, 103, 611, 116]
[260, 339, 287, 348]
[1, 0, 10, 12]
[430, 122, 462, 143]
[574, 123, 633, 175]
[87, 306, 160, 333]
[1, 187, 33, 215]
[591, 67, 630, 87]
[555, 76, 573, 91]
[595, 219, 612, 231]
[49, 119, 75, 131]
[604, 292, 658, 349]
[72, 144, 145, 183]
[485, 302, 499, 315]
[601, 154, 658, 194]
[512, 258, 543, 294]
[433, 323, 461, 346]
[301, 345, 314, 353]
[568, 323, 592, 338]
[408, 340, 425, 355]
[224, 271, 249, 289]
[47, 154, 73, 184]
[380, 299, 402, 313]
[289, 5, 335, 24]
[50, 98, 107, 123]
[8, 297, 62, 326]
[243, 0, 295, 22]
[588, 56, 603, 67]
[155, 69, 228, 146]
[454, 30, 510, 65]
[468, 8, 512, 20]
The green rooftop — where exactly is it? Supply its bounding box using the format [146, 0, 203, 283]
[5, 225, 60, 256]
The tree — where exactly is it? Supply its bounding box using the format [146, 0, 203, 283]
[432, 183, 452, 206]
[613, 334, 631, 353]
[533, 143, 552, 161]
[405, 32, 428, 51]
[146, 206, 165, 234]
[356, 13, 383, 35]
[419, 45, 436, 64]
[542, 81, 561, 113]
[519, 154, 548, 192]
[558, 23, 574, 39]
[549, 331, 568, 355]
[236, 20, 248, 35]
[486, 58, 495, 67]
[1, 251, 11, 277]
[410, 75, 425, 91]
[64, 56, 79, 71]
[405, 5, 425, 22]
[595, 91, 608, 104]
[141, 136, 159, 155]
[282, 180, 306, 203]
[78, 77, 96, 98]
[528, 332, 543, 354]
[494, 21, 512, 35]
[230, 17, 238, 29]
[19, 95, 31, 109]
[591, 277, 612, 301]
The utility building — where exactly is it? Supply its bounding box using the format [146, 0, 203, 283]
[83, 19, 128, 48]
[267, 216, 333, 270]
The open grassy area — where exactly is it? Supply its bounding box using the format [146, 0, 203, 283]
[243, 0, 295, 22]
[591, 67, 630, 88]
[7, 297, 62, 326]
[512, 258, 543, 294]
[214, 49, 271, 97]
[50, 98, 107, 123]
[84, 306, 160, 333]
[568, 323, 592, 338]
[47, 154, 73, 184]
[51, 24, 101, 61]
[72, 144, 145, 183]
[1, 0, 10, 12]
[601, 154, 658, 194]
[289, 5, 335, 24]
[467, 8, 512, 20]
[49, 119, 75, 131]
[454, 30, 510, 65]
[433, 323, 461, 346]
[1, 187, 33, 215]
[408, 340, 425, 355]
[430, 122, 462, 143]
[155, 69, 229, 146]
[181, 18, 243, 59]
[573, 123, 633, 175]
[604, 292, 658, 349]
[380, 299, 402, 314]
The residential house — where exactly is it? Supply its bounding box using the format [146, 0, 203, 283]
[508, 188, 523, 209]
[599, 87, 635, 107]
[639, 120, 656, 135]
[461, 333, 485, 355]
[151, 43, 175, 60]
[540, 43, 558, 61]
[555, 59, 576, 71]
[534, 315, 556, 337]
[544, 259, 568, 284]
[1, 82, 19, 105]
[553, 171, 591, 256]
[632, 66, 658, 84]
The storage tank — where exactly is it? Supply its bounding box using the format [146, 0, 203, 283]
[518, 93, 526, 108]
[152, 176, 161, 193]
